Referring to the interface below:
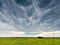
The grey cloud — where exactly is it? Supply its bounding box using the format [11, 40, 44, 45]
[0, 0, 60, 33]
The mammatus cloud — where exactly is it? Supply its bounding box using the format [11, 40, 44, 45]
[0, 0, 60, 37]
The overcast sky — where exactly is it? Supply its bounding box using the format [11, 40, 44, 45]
[0, 0, 60, 37]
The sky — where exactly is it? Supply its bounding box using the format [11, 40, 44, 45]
[0, 0, 60, 37]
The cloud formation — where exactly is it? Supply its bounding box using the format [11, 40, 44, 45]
[0, 0, 60, 37]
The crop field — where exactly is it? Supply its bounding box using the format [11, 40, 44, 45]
[0, 37, 60, 45]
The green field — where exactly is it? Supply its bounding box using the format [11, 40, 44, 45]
[0, 37, 60, 45]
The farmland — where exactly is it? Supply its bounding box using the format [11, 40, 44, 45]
[0, 37, 60, 45]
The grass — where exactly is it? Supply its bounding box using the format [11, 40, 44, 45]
[0, 37, 60, 45]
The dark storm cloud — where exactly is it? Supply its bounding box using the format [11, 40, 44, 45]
[38, 0, 52, 8]
[15, 0, 32, 6]
[0, 0, 60, 33]
[0, 1, 2, 8]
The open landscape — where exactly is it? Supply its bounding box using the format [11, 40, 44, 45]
[0, 37, 60, 45]
[0, 0, 60, 45]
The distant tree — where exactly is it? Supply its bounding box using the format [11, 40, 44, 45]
[38, 36, 43, 38]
